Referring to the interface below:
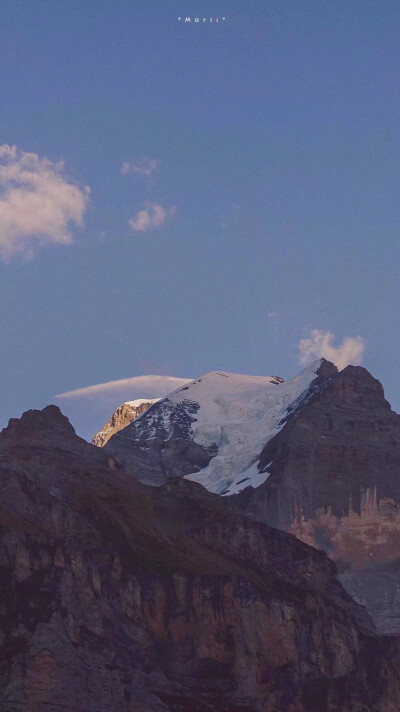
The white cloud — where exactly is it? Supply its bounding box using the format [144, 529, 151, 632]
[128, 202, 176, 232]
[121, 158, 160, 177]
[56, 374, 191, 401]
[0, 144, 89, 261]
[298, 329, 366, 371]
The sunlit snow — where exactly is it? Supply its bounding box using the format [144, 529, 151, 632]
[125, 398, 161, 408]
[160, 360, 325, 495]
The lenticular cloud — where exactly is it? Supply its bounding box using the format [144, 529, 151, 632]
[0, 144, 89, 261]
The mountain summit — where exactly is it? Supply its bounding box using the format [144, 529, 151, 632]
[104, 359, 336, 490]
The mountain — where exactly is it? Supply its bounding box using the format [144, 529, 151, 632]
[104, 360, 400, 634]
[104, 362, 330, 489]
[0, 405, 399, 711]
[92, 398, 160, 447]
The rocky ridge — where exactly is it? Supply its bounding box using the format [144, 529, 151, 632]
[0, 405, 399, 710]
[92, 398, 159, 447]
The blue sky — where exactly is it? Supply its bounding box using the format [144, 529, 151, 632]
[0, 0, 399, 439]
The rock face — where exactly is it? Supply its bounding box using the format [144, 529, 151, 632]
[104, 361, 400, 635]
[92, 398, 160, 447]
[233, 365, 400, 634]
[0, 405, 399, 710]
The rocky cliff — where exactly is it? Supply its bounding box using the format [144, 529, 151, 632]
[233, 364, 400, 633]
[92, 398, 159, 447]
[0, 405, 398, 711]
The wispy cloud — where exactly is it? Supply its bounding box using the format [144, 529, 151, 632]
[298, 329, 366, 371]
[128, 202, 176, 232]
[55, 375, 192, 442]
[121, 158, 160, 177]
[56, 375, 191, 401]
[0, 144, 89, 261]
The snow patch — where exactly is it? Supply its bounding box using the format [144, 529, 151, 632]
[179, 361, 324, 495]
[125, 398, 161, 408]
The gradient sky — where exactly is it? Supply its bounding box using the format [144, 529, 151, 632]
[1, 0, 399, 440]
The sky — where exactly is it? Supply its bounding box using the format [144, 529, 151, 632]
[0, 0, 399, 440]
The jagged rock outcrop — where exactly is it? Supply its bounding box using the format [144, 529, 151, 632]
[92, 398, 159, 447]
[0, 405, 399, 710]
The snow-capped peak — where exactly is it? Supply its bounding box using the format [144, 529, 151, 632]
[104, 358, 336, 494]
[183, 359, 328, 495]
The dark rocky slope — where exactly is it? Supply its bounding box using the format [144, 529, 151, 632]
[105, 391, 219, 486]
[0, 406, 399, 710]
